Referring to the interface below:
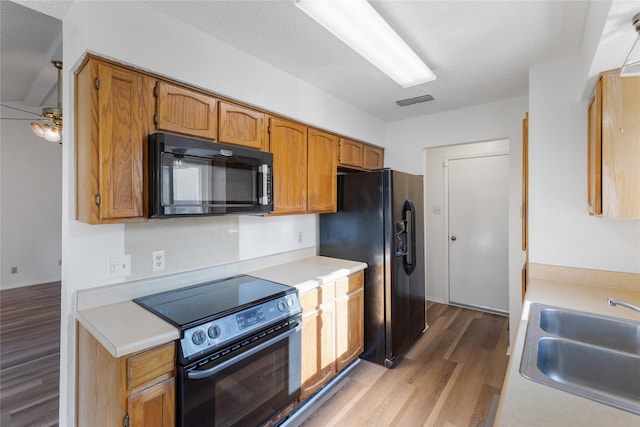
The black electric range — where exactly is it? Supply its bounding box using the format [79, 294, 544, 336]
[134, 274, 302, 364]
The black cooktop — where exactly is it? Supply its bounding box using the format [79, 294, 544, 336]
[134, 275, 294, 330]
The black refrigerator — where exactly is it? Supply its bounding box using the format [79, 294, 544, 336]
[319, 169, 426, 368]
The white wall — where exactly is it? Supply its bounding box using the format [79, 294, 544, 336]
[60, 2, 385, 426]
[385, 96, 528, 348]
[0, 103, 62, 289]
[528, 57, 640, 273]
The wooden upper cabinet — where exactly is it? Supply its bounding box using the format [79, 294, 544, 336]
[218, 101, 266, 150]
[339, 137, 384, 170]
[588, 81, 602, 216]
[339, 138, 363, 168]
[307, 129, 338, 213]
[522, 112, 529, 252]
[155, 81, 217, 140]
[363, 144, 384, 170]
[588, 70, 640, 218]
[268, 117, 308, 214]
[75, 58, 149, 224]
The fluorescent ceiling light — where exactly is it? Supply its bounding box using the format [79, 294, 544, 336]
[295, 0, 436, 88]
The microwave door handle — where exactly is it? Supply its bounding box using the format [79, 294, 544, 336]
[187, 323, 301, 380]
[258, 164, 270, 206]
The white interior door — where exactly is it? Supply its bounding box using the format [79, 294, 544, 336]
[448, 155, 509, 313]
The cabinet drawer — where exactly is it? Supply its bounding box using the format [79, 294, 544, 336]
[128, 342, 175, 390]
[336, 272, 364, 297]
[300, 282, 336, 311]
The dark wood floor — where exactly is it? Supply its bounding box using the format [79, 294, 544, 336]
[1, 282, 60, 427]
[299, 301, 510, 427]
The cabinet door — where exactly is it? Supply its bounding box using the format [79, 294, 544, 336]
[307, 129, 338, 213]
[156, 81, 217, 140]
[268, 117, 308, 214]
[219, 101, 266, 150]
[301, 304, 336, 400]
[587, 80, 602, 216]
[338, 138, 363, 168]
[335, 273, 364, 372]
[600, 72, 640, 218]
[362, 144, 384, 170]
[97, 62, 146, 221]
[128, 377, 175, 427]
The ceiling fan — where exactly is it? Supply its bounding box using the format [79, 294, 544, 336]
[1, 60, 63, 143]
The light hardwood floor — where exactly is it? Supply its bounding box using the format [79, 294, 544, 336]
[1, 282, 60, 427]
[299, 301, 510, 427]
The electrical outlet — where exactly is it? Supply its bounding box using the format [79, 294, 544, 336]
[10, 266, 17, 274]
[298, 232, 303, 244]
[106, 255, 131, 278]
[152, 250, 165, 272]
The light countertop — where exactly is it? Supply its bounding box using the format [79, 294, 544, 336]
[494, 277, 640, 426]
[75, 256, 366, 358]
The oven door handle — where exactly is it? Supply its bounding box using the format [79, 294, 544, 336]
[187, 323, 301, 380]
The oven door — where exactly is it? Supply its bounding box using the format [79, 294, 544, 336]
[178, 320, 301, 427]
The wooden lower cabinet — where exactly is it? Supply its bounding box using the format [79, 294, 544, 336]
[300, 283, 336, 400]
[77, 324, 176, 427]
[335, 273, 365, 372]
[299, 271, 364, 401]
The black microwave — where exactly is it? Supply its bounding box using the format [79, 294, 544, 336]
[149, 133, 273, 218]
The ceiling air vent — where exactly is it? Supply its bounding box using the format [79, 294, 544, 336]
[396, 94, 434, 107]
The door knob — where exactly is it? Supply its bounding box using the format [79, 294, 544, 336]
[450, 235, 457, 241]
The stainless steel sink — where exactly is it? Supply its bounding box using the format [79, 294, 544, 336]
[538, 306, 640, 354]
[520, 303, 640, 415]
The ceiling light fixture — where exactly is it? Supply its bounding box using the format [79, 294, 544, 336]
[30, 61, 63, 143]
[621, 12, 640, 77]
[295, 0, 436, 88]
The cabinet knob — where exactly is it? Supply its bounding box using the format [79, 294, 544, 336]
[451, 235, 457, 241]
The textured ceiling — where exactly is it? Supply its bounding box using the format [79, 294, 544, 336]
[0, 1, 67, 109]
[144, 0, 591, 122]
[2, 1, 637, 123]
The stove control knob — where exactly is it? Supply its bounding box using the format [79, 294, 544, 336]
[208, 325, 221, 339]
[192, 330, 206, 345]
[277, 301, 287, 312]
[287, 298, 295, 307]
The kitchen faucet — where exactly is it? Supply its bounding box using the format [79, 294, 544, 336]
[607, 297, 640, 313]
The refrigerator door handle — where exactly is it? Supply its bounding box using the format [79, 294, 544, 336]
[403, 200, 417, 275]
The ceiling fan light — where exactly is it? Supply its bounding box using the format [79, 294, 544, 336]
[30, 122, 46, 138]
[621, 38, 640, 76]
[621, 13, 640, 77]
[43, 126, 61, 142]
[295, 0, 436, 88]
